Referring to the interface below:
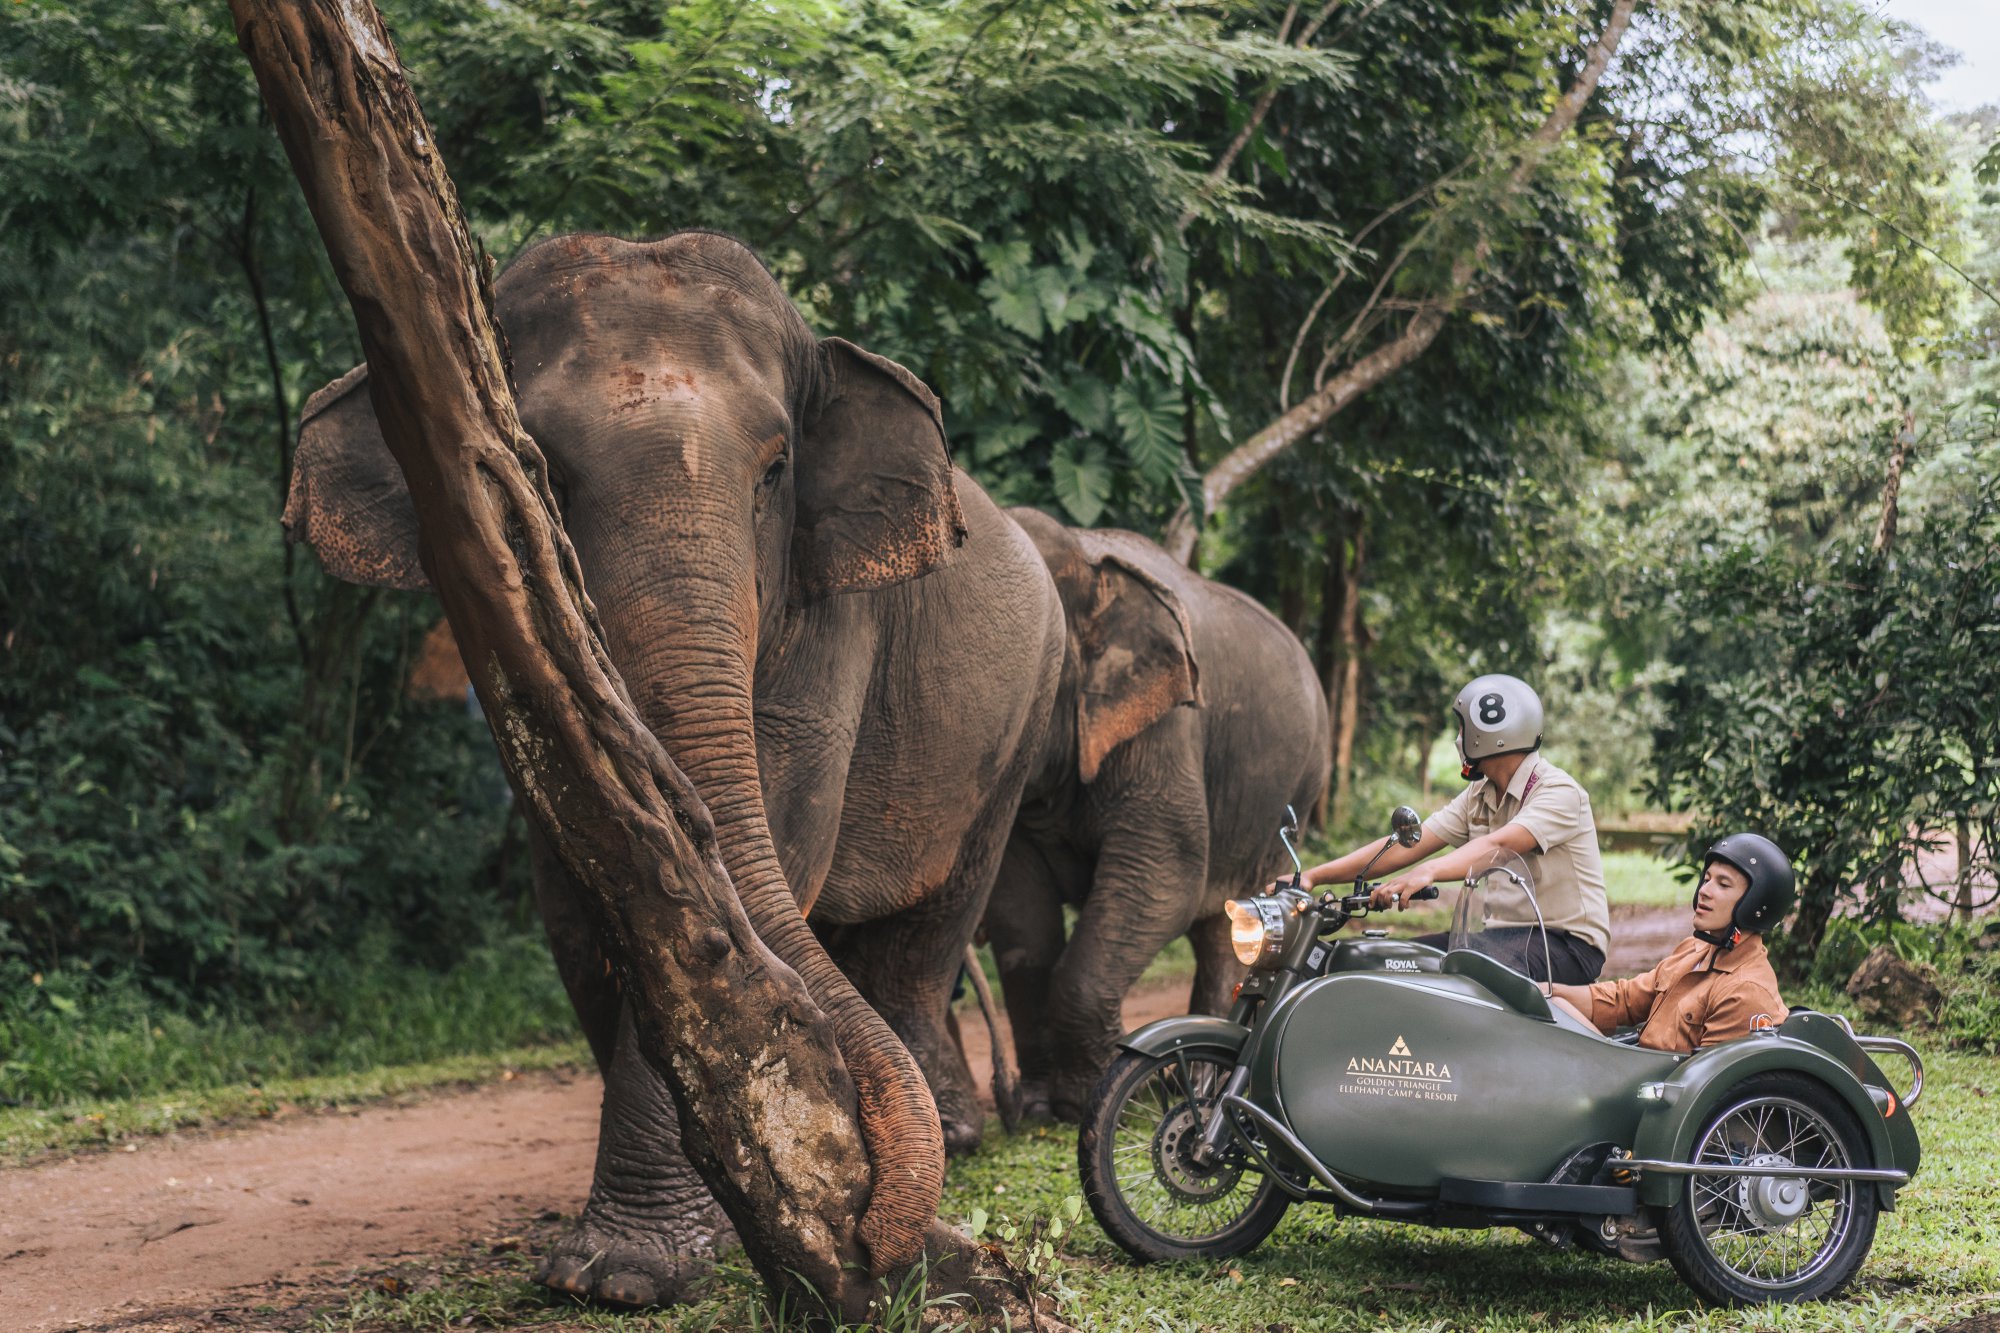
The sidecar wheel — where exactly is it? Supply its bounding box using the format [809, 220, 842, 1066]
[1078, 1046, 1290, 1263]
[1662, 1072, 1879, 1305]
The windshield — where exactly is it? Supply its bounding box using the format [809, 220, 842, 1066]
[1447, 847, 1554, 981]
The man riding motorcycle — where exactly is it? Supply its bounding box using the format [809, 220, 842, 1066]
[1294, 674, 1610, 984]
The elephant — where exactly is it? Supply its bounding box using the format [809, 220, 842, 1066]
[283, 231, 1065, 1306]
[984, 508, 1331, 1122]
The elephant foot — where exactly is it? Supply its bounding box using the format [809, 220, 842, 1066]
[940, 1098, 985, 1156]
[1013, 1077, 1055, 1125]
[534, 1203, 736, 1308]
[1049, 1067, 1104, 1125]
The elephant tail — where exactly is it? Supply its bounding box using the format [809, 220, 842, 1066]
[963, 943, 1023, 1134]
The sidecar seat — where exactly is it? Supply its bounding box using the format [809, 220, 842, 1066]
[1440, 950, 1599, 1037]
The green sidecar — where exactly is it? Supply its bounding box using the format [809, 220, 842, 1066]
[1077, 809, 1925, 1307]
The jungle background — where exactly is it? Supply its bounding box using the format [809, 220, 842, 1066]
[2, 2, 1999, 1328]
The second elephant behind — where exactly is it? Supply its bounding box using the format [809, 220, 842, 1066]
[989, 509, 1332, 1121]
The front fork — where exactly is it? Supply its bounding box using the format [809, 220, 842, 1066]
[1191, 987, 1277, 1164]
[1189, 906, 1339, 1166]
[1194, 1065, 1252, 1162]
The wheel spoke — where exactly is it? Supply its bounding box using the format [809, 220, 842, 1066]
[1685, 1092, 1862, 1291]
[1097, 1049, 1273, 1248]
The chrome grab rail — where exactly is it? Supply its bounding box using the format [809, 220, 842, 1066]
[1219, 1094, 1424, 1216]
[1623, 1157, 1908, 1184]
[1464, 865, 1552, 987]
[1855, 1034, 1925, 1111]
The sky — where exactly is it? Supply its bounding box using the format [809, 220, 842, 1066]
[1885, 0, 2000, 114]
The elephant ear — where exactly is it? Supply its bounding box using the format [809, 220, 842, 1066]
[793, 338, 967, 601]
[283, 365, 430, 592]
[1066, 531, 1202, 783]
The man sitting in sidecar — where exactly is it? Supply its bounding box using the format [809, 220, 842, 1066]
[1548, 833, 1790, 1052]
[1296, 673, 1610, 984]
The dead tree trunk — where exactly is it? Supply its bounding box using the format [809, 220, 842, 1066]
[226, 4, 1064, 1324]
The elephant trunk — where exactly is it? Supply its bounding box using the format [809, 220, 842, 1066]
[594, 525, 944, 1273]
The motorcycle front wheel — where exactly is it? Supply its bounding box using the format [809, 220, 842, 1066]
[1078, 1045, 1291, 1262]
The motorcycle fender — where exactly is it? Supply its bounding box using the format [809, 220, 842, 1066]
[1116, 1015, 1251, 1060]
[1630, 1039, 1900, 1210]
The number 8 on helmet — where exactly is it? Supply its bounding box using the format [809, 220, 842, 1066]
[1452, 673, 1544, 781]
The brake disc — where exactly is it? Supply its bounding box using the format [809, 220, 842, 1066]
[1152, 1102, 1243, 1202]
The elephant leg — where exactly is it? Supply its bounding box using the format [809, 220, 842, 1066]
[1185, 911, 1244, 1017]
[830, 785, 1028, 1156]
[528, 825, 620, 1073]
[534, 1003, 739, 1307]
[832, 892, 992, 1155]
[982, 833, 1068, 1121]
[1046, 779, 1210, 1122]
[526, 835, 734, 1308]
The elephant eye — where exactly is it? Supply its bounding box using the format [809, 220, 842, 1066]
[761, 454, 788, 490]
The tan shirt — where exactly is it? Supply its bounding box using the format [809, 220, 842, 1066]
[1586, 934, 1789, 1052]
[1424, 756, 1610, 954]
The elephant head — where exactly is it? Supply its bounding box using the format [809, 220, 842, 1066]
[1010, 508, 1201, 783]
[283, 230, 957, 1264]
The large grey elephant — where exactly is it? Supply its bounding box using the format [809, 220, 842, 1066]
[284, 231, 1064, 1305]
[986, 509, 1331, 1121]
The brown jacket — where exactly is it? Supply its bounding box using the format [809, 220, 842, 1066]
[1584, 933, 1788, 1052]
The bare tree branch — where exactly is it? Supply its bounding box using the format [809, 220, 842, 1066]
[1164, 0, 1638, 563]
[1176, 0, 1344, 235]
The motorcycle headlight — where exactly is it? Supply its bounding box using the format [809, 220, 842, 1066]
[1225, 897, 1292, 968]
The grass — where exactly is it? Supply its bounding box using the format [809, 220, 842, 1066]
[0, 1038, 590, 1165]
[0, 928, 582, 1163]
[1603, 851, 1691, 909]
[293, 1036, 2000, 1331]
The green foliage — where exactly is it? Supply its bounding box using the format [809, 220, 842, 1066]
[1805, 919, 2000, 1053]
[0, 0, 527, 1016]
[1648, 472, 2000, 963]
[0, 927, 575, 1146]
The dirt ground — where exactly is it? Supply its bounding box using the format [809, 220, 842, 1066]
[0, 905, 1700, 1333]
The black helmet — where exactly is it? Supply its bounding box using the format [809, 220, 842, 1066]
[1693, 833, 1796, 945]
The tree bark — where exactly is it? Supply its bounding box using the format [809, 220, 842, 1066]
[1330, 518, 1367, 831]
[1312, 514, 1348, 828]
[226, 5, 1064, 1324]
[1162, 0, 1637, 564]
[1873, 407, 1916, 555]
[1956, 814, 1977, 926]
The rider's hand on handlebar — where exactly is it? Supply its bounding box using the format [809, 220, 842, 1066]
[1371, 865, 1438, 912]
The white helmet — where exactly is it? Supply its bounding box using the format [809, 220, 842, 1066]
[1452, 674, 1543, 773]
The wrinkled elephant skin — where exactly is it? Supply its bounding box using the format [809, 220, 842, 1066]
[284, 233, 1064, 1305]
[989, 510, 1331, 1121]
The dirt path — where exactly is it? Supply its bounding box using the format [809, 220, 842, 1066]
[5, 910, 1708, 1333]
[0, 1071, 600, 1333]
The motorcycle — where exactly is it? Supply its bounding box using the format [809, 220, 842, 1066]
[1077, 806, 1925, 1306]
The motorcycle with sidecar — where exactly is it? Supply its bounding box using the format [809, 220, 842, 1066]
[1077, 807, 1925, 1306]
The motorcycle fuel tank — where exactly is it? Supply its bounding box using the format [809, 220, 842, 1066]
[1323, 937, 1443, 975]
[1252, 970, 1678, 1190]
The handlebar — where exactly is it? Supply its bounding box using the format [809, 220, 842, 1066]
[1311, 882, 1439, 927]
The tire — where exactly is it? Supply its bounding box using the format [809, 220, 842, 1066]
[1662, 1072, 1881, 1305]
[1077, 1045, 1291, 1263]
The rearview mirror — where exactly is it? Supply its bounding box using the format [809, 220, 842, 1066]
[1390, 805, 1422, 847]
[1280, 804, 1303, 877]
